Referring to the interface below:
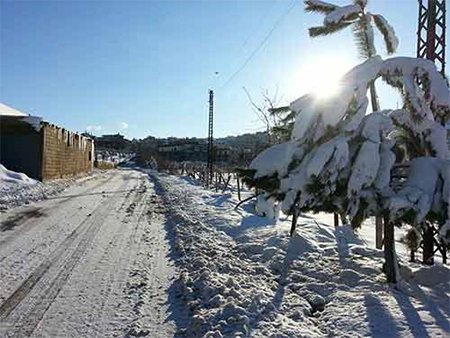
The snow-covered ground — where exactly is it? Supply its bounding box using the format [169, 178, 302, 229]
[1, 169, 448, 337]
[0, 169, 180, 337]
[153, 173, 450, 338]
[0, 164, 100, 211]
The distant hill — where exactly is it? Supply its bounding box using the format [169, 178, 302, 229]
[215, 132, 269, 150]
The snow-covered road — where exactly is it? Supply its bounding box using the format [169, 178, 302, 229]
[1, 169, 449, 338]
[0, 169, 177, 338]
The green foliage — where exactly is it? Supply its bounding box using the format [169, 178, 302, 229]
[235, 168, 280, 193]
[372, 14, 396, 55]
[402, 228, 420, 251]
[350, 198, 369, 229]
[235, 168, 257, 185]
[288, 158, 302, 172]
[304, 0, 338, 14]
[397, 208, 418, 225]
[269, 106, 295, 142]
[306, 176, 325, 195]
[352, 16, 374, 59]
[309, 21, 354, 37]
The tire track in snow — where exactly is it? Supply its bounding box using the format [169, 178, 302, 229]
[93, 177, 152, 335]
[0, 175, 130, 337]
[0, 172, 118, 274]
[122, 186, 177, 338]
[0, 172, 116, 249]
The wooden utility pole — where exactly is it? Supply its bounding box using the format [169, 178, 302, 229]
[206, 90, 215, 187]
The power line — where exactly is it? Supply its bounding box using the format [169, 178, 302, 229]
[225, 0, 283, 73]
[219, 0, 299, 91]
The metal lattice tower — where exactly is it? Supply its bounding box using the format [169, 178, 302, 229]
[206, 89, 214, 186]
[417, 0, 446, 75]
[415, 0, 448, 265]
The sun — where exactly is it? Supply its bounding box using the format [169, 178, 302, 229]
[291, 56, 354, 100]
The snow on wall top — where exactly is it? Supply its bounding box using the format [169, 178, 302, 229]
[21, 116, 43, 132]
[0, 102, 43, 131]
[0, 102, 28, 116]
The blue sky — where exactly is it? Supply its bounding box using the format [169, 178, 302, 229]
[1, 0, 448, 139]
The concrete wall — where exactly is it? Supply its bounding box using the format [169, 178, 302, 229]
[42, 124, 94, 180]
[0, 118, 43, 180]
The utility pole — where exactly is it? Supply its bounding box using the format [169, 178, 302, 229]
[206, 89, 214, 187]
[416, 0, 446, 265]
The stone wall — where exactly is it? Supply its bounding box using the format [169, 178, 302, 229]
[42, 124, 94, 180]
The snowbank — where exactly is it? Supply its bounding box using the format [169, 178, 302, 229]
[153, 173, 450, 338]
[0, 164, 38, 186]
[0, 164, 96, 211]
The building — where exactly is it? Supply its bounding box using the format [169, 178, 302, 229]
[157, 139, 208, 162]
[95, 133, 130, 151]
[0, 103, 94, 181]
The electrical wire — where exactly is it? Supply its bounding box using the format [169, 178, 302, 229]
[219, 0, 299, 91]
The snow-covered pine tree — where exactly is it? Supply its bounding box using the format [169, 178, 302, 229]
[305, 0, 400, 249]
[383, 58, 450, 265]
[247, 56, 450, 283]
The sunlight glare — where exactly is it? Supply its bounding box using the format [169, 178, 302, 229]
[292, 56, 354, 101]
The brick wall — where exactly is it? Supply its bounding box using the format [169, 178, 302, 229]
[42, 124, 94, 180]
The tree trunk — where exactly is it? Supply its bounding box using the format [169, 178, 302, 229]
[369, 81, 384, 250]
[290, 210, 298, 237]
[369, 82, 380, 112]
[375, 216, 383, 249]
[334, 213, 339, 228]
[422, 223, 434, 265]
[236, 175, 241, 201]
[383, 214, 396, 283]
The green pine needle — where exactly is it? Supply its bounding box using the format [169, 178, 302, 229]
[372, 14, 397, 54]
[304, 0, 338, 14]
[309, 21, 353, 37]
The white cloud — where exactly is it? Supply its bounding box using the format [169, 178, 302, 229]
[121, 122, 129, 129]
[86, 125, 102, 132]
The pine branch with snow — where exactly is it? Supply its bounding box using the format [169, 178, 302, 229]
[304, 0, 338, 14]
[305, 0, 399, 57]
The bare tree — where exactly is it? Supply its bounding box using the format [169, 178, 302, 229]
[242, 87, 289, 145]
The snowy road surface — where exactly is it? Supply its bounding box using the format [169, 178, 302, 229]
[0, 169, 176, 338]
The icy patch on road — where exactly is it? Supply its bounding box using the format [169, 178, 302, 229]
[155, 173, 450, 338]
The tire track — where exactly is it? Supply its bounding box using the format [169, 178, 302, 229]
[94, 178, 151, 333]
[0, 172, 118, 265]
[0, 172, 116, 246]
[0, 175, 130, 337]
